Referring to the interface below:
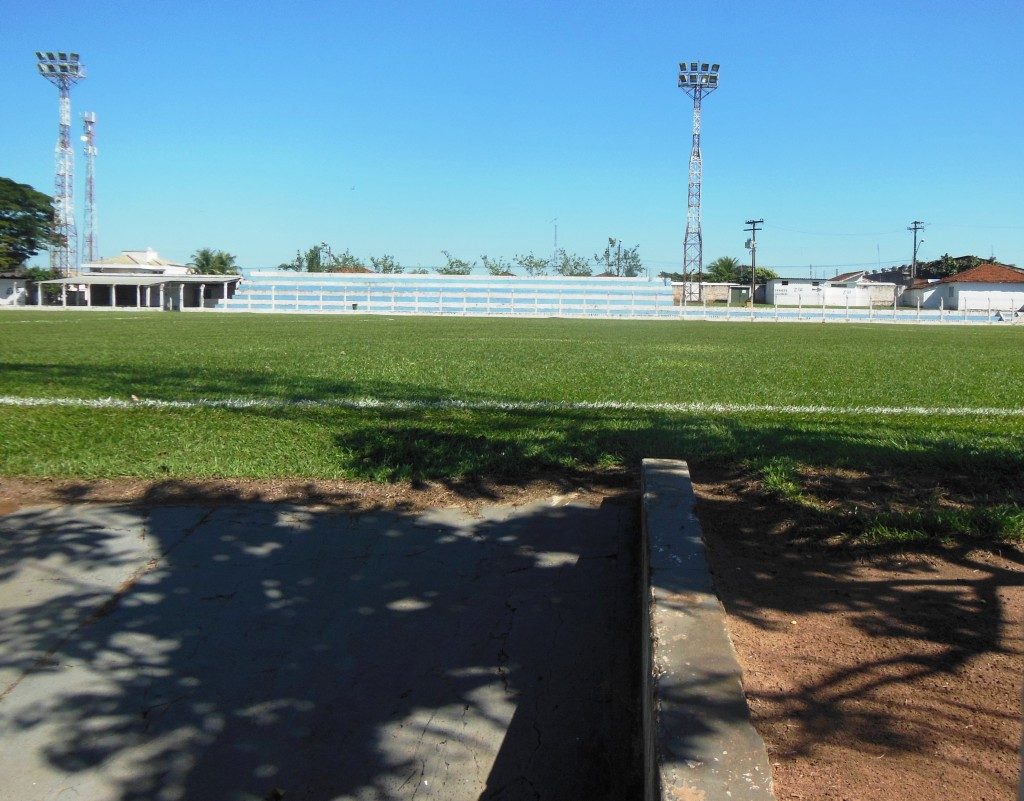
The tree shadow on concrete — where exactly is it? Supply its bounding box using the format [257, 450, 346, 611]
[0, 489, 641, 800]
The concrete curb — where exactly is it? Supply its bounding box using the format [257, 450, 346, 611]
[641, 458, 775, 801]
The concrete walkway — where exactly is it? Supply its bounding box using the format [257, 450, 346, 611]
[0, 497, 640, 801]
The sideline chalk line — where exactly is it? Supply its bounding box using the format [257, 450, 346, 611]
[0, 395, 1021, 418]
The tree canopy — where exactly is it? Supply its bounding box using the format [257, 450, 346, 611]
[370, 254, 402, 274]
[189, 248, 240, 275]
[552, 248, 592, 277]
[706, 256, 742, 282]
[594, 237, 643, 277]
[705, 256, 777, 283]
[0, 177, 58, 272]
[514, 253, 549, 277]
[438, 251, 474, 275]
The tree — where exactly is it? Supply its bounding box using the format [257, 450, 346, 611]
[370, 254, 403, 274]
[0, 177, 58, 271]
[278, 244, 367, 272]
[514, 252, 549, 277]
[189, 248, 240, 275]
[326, 248, 368, 272]
[553, 248, 592, 277]
[408, 268, 430, 274]
[481, 255, 512, 276]
[736, 265, 779, 284]
[437, 250, 474, 275]
[594, 237, 643, 277]
[706, 256, 742, 283]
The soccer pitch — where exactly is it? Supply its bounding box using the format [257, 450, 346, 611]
[1, 310, 1022, 484]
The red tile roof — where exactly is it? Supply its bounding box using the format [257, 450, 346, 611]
[938, 262, 1024, 284]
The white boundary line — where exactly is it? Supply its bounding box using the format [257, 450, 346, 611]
[0, 395, 1022, 418]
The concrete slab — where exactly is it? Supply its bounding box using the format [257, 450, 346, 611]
[0, 496, 640, 800]
[641, 459, 775, 801]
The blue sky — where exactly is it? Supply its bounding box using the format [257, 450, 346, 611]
[3, 0, 1023, 276]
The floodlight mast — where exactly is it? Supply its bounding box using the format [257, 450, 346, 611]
[82, 112, 98, 264]
[677, 61, 719, 288]
[36, 51, 86, 276]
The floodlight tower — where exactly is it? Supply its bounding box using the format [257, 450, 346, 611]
[36, 51, 86, 276]
[81, 112, 98, 264]
[677, 61, 720, 284]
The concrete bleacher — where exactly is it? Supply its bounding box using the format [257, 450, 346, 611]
[219, 271, 681, 319]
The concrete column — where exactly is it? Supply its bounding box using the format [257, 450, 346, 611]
[136, 285, 141, 308]
[159, 284, 165, 310]
[178, 284, 184, 310]
[199, 284, 206, 310]
[62, 284, 67, 307]
[87, 284, 92, 307]
[37, 284, 43, 306]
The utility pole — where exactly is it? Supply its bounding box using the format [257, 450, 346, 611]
[550, 217, 558, 270]
[908, 220, 925, 280]
[744, 219, 763, 304]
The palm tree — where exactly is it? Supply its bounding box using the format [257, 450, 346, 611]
[706, 256, 742, 282]
[189, 248, 239, 275]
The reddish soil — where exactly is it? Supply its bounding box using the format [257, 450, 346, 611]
[696, 470, 1024, 801]
[0, 472, 631, 516]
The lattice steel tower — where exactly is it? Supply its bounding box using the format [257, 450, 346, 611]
[677, 61, 719, 282]
[36, 51, 86, 276]
[81, 111, 98, 264]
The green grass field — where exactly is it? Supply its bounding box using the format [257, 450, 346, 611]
[2, 310, 1022, 544]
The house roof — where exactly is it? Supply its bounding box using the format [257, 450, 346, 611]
[937, 262, 1024, 284]
[832, 270, 866, 282]
[87, 249, 185, 268]
[36, 274, 240, 286]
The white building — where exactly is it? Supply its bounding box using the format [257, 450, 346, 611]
[765, 272, 900, 307]
[902, 262, 1024, 311]
[900, 279, 943, 309]
[35, 248, 240, 310]
[81, 248, 190, 276]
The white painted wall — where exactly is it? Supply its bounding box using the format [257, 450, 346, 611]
[0, 279, 27, 306]
[901, 286, 943, 309]
[766, 279, 898, 307]
[955, 283, 1024, 311]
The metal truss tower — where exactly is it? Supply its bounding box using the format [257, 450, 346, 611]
[82, 111, 98, 264]
[36, 51, 86, 276]
[678, 61, 719, 283]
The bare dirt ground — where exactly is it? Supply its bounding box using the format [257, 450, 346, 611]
[696, 467, 1024, 801]
[0, 472, 632, 517]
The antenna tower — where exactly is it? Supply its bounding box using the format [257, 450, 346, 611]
[677, 60, 720, 284]
[81, 111, 98, 264]
[36, 51, 86, 276]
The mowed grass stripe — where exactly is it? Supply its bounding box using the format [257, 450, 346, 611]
[1, 310, 1023, 408]
[1, 311, 1022, 486]
[2, 394, 1023, 418]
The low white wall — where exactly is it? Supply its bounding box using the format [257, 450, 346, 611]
[767, 280, 897, 307]
[902, 286, 943, 309]
[956, 284, 1024, 311]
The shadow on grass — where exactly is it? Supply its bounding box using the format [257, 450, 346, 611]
[0, 490, 642, 800]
